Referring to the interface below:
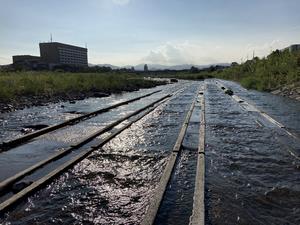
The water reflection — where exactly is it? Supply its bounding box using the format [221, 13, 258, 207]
[0, 82, 199, 224]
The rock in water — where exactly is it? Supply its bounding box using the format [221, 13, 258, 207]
[225, 89, 234, 96]
[12, 181, 33, 193]
[21, 124, 48, 133]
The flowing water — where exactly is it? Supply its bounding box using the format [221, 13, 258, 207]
[0, 80, 299, 225]
[205, 80, 300, 225]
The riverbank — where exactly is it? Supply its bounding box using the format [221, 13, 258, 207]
[172, 49, 300, 101]
[271, 81, 300, 101]
[0, 71, 167, 113]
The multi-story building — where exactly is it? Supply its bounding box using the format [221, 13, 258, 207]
[39, 42, 88, 67]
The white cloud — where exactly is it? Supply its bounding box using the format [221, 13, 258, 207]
[142, 41, 229, 65]
[142, 43, 190, 65]
[141, 39, 293, 65]
[88, 39, 294, 67]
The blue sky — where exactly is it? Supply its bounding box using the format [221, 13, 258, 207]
[1, 0, 300, 66]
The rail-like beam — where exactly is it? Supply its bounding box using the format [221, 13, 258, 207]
[215, 80, 300, 153]
[190, 86, 206, 225]
[0, 90, 161, 152]
[0, 94, 171, 215]
[0, 94, 171, 196]
[141, 94, 197, 225]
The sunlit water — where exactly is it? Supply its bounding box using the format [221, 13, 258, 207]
[0, 82, 200, 224]
[0, 80, 299, 225]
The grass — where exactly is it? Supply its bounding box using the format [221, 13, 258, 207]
[0, 71, 165, 101]
[212, 49, 300, 91]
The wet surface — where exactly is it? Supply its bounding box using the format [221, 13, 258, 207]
[205, 80, 300, 225]
[0, 82, 187, 181]
[0, 81, 200, 224]
[0, 79, 299, 225]
[154, 99, 201, 225]
[220, 79, 300, 134]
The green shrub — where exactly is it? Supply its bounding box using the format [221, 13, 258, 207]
[213, 50, 300, 91]
[0, 71, 164, 100]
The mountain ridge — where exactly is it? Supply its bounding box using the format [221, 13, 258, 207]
[89, 63, 230, 71]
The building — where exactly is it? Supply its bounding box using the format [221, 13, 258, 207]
[39, 42, 88, 67]
[282, 44, 300, 53]
[12, 55, 40, 64]
[12, 55, 43, 70]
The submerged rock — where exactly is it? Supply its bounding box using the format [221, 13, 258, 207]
[12, 181, 33, 193]
[21, 124, 49, 133]
[225, 89, 234, 96]
[170, 78, 178, 83]
[21, 128, 34, 134]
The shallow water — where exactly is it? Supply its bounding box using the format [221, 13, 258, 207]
[205, 80, 300, 225]
[0, 82, 188, 181]
[0, 82, 200, 224]
[0, 79, 299, 224]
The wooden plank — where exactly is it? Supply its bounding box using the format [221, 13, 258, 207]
[0, 93, 170, 215]
[141, 95, 197, 225]
[190, 86, 206, 225]
[0, 94, 171, 196]
[173, 101, 195, 152]
[215, 81, 297, 136]
[141, 153, 178, 225]
[0, 90, 161, 152]
[190, 154, 205, 225]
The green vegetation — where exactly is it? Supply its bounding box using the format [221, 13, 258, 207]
[0, 71, 164, 100]
[213, 50, 300, 91]
[152, 50, 300, 93]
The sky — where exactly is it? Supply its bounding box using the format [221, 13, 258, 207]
[0, 0, 300, 66]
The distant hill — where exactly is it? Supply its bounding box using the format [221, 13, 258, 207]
[89, 63, 230, 71]
[132, 64, 207, 71]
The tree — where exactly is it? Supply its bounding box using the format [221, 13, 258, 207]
[190, 66, 199, 73]
[144, 64, 148, 72]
